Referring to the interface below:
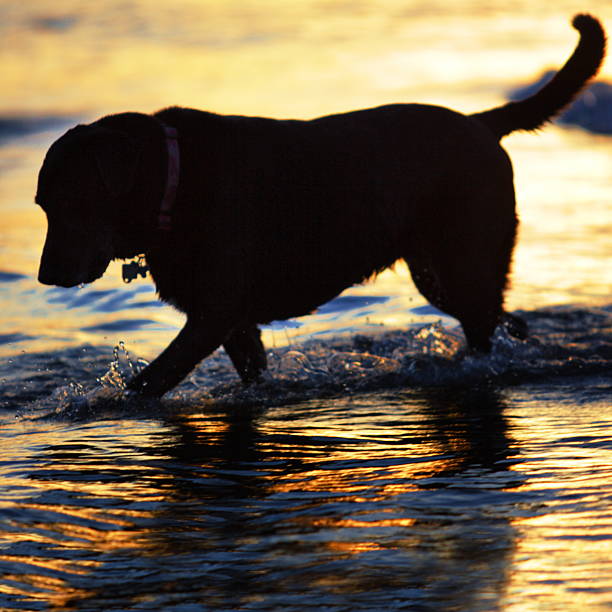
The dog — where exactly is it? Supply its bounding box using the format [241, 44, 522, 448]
[36, 15, 606, 397]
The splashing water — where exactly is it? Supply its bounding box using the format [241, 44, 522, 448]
[7, 307, 611, 418]
[37, 342, 152, 419]
[97, 341, 148, 391]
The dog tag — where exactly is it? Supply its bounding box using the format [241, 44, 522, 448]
[122, 257, 149, 283]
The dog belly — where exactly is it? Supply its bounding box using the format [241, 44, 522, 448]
[249, 249, 400, 324]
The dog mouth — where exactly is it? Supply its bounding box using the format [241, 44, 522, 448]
[49, 261, 109, 287]
[39, 252, 112, 287]
[38, 223, 114, 287]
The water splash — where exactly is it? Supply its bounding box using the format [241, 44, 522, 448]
[326, 351, 401, 377]
[265, 347, 401, 385]
[204, 311, 610, 407]
[97, 341, 148, 391]
[46, 343, 152, 419]
[6, 306, 610, 419]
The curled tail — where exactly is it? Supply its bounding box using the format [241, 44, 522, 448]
[472, 14, 606, 139]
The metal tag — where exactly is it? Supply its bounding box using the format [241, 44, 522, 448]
[122, 256, 149, 283]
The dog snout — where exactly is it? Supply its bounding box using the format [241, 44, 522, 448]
[38, 223, 112, 287]
[38, 229, 82, 287]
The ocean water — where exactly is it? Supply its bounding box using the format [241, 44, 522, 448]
[1, 1, 611, 609]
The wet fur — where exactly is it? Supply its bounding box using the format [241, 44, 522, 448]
[36, 15, 606, 396]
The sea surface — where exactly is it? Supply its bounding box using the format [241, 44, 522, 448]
[1, 1, 611, 610]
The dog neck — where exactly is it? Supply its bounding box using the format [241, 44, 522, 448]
[157, 125, 180, 231]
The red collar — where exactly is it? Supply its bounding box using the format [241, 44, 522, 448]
[158, 125, 180, 231]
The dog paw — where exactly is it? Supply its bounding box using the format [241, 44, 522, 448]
[501, 313, 528, 340]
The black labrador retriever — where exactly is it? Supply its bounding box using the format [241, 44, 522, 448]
[36, 15, 606, 397]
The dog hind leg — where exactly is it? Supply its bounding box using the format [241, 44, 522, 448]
[406, 253, 507, 353]
[500, 312, 528, 340]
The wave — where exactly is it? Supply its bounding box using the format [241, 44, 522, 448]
[1, 304, 609, 419]
[0, 114, 75, 143]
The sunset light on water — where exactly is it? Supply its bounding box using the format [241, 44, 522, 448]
[0, 1, 611, 609]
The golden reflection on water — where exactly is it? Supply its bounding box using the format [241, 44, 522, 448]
[0, 393, 500, 603]
[0, 420, 172, 607]
[1, 574, 93, 611]
[507, 129, 612, 309]
[500, 396, 612, 610]
[506, 510, 612, 611]
[3, 0, 610, 117]
[0, 0, 610, 361]
[1, 388, 612, 607]
[0, 1, 612, 606]
[266, 434, 463, 499]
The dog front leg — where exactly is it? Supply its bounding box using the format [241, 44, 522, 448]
[223, 325, 267, 384]
[126, 314, 234, 397]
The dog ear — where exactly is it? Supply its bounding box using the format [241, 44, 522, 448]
[92, 129, 140, 198]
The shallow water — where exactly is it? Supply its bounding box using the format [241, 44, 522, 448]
[1, 1, 612, 610]
[1, 306, 611, 610]
[1, 378, 612, 610]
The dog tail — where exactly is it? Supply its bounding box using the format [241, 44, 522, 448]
[471, 14, 606, 139]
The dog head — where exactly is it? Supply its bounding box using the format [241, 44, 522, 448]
[36, 123, 140, 287]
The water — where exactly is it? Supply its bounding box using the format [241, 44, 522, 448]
[1, 1, 612, 609]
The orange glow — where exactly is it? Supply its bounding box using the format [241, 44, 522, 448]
[311, 516, 416, 529]
[1, 3, 612, 611]
[1, 1, 610, 364]
[0, 573, 93, 603]
[326, 541, 387, 554]
[504, 510, 612, 611]
[0, 553, 98, 575]
[2, 1, 610, 118]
